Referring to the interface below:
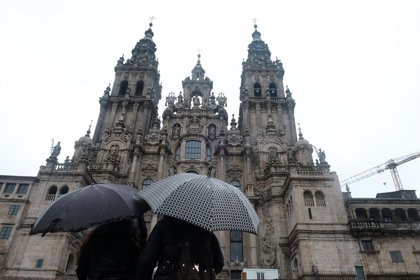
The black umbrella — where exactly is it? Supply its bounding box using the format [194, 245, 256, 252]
[138, 173, 260, 233]
[30, 184, 142, 235]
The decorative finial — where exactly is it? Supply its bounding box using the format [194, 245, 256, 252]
[252, 18, 258, 29]
[86, 120, 93, 136]
[298, 122, 303, 140]
[149, 16, 155, 26]
[197, 51, 201, 63]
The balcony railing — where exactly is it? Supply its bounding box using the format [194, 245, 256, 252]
[349, 219, 420, 236]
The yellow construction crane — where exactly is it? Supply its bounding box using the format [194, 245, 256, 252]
[341, 152, 420, 191]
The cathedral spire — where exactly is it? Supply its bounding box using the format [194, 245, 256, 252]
[191, 53, 205, 81]
[127, 22, 157, 65]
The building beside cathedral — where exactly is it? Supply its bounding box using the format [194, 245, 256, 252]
[0, 23, 419, 280]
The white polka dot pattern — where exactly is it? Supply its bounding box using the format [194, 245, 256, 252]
[137, 173, 259, 233]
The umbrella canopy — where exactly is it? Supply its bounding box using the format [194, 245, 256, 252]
[31, 184, 140, 235]
[137, 173, 259, 234]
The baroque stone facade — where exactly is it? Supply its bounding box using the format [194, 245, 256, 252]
[0, 24, 419, 279]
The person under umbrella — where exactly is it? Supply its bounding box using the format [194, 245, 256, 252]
[135, 215, 224, 280]
[77, 216, 147, 280]
[29, 183, 151, 280]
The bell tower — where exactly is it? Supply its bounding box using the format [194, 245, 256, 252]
[238, 25, 297, 146]
[78, 23, 163, 185]
[92, 23, 161, 144]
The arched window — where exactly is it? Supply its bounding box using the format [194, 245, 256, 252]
[230, 180, 241, 189]
[355, 208, 368, 220]
[48, 186, 57, 195]
[230, 230, 243, 262]
[394, 208, 407, 221]
[118, 80, 128, 96]
[59, 185, 69, 195]
[315, 191, 326, 207]
[254, 83, 262, 97]
[175, 145, 180, 161]
[269, 83, 277, 97]
[135, 81, 144, 96]
[46, 185, 58, 201]
[187, 170, 199, 175]
[206, 146, 212, 161]
[143, 179, 153, 187]
[303, 191, 314, 207]
[382, 208, 393, 222]
[369, 208, 380, 221]
[407, 208, 420, 221]
[66, 254, 74, 272]
[185, 140, 201, 160]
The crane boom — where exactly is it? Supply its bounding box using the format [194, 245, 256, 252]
[341, 151, 420, 190]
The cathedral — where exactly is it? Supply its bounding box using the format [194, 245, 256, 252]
[0, 23, 419, 280]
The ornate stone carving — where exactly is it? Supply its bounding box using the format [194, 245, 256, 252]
[226, 163, 242, 180]
[260, 192, 276, 267]
[141, 163, 157, 178]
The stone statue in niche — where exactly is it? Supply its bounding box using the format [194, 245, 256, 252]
[208, 125, 216, 140]
[268, 147, 278, 163]
[192, 95, 200, 107]
[172, 124, 181, 139]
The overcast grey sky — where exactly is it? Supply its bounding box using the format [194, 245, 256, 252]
[1, 0, 419, 198]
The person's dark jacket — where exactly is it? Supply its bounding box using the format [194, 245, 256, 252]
[77, 218, 146, 280]
[135, 217, 224, 280]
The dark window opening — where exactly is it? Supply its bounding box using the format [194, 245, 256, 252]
[408, 208, 420, 221]
[361, 240, 374, 252]
[17, 184, 29, 194]
[35, 259, 44, 268]
[187, 170, 199, 175]
[315, 191, 326, 207]
[355, 266, 366, 280]
[48, 186, 58, 195]
[390, 250, 404, 263]
[395, 208, 407, 221]
[0, 226, 12, 239]
[254, 83, 262, 97]
[118, 80, 128, 96]
[175, 145, 180, 161]
[231, 270, 242, 280]
[8, 205, 20, 215]
[308, 208, 313, 219]
[4, 183, 16, 194]
[59, 185, 69, 195]
[369, 208, 380, 221]
[304, 191, 314, 207]
[230, 230, 243, 262]
[135, 81, 144, 96]
[269, 83, 277, 97]
[382, 208, 393, 222]
[355, 208, 368, 220]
